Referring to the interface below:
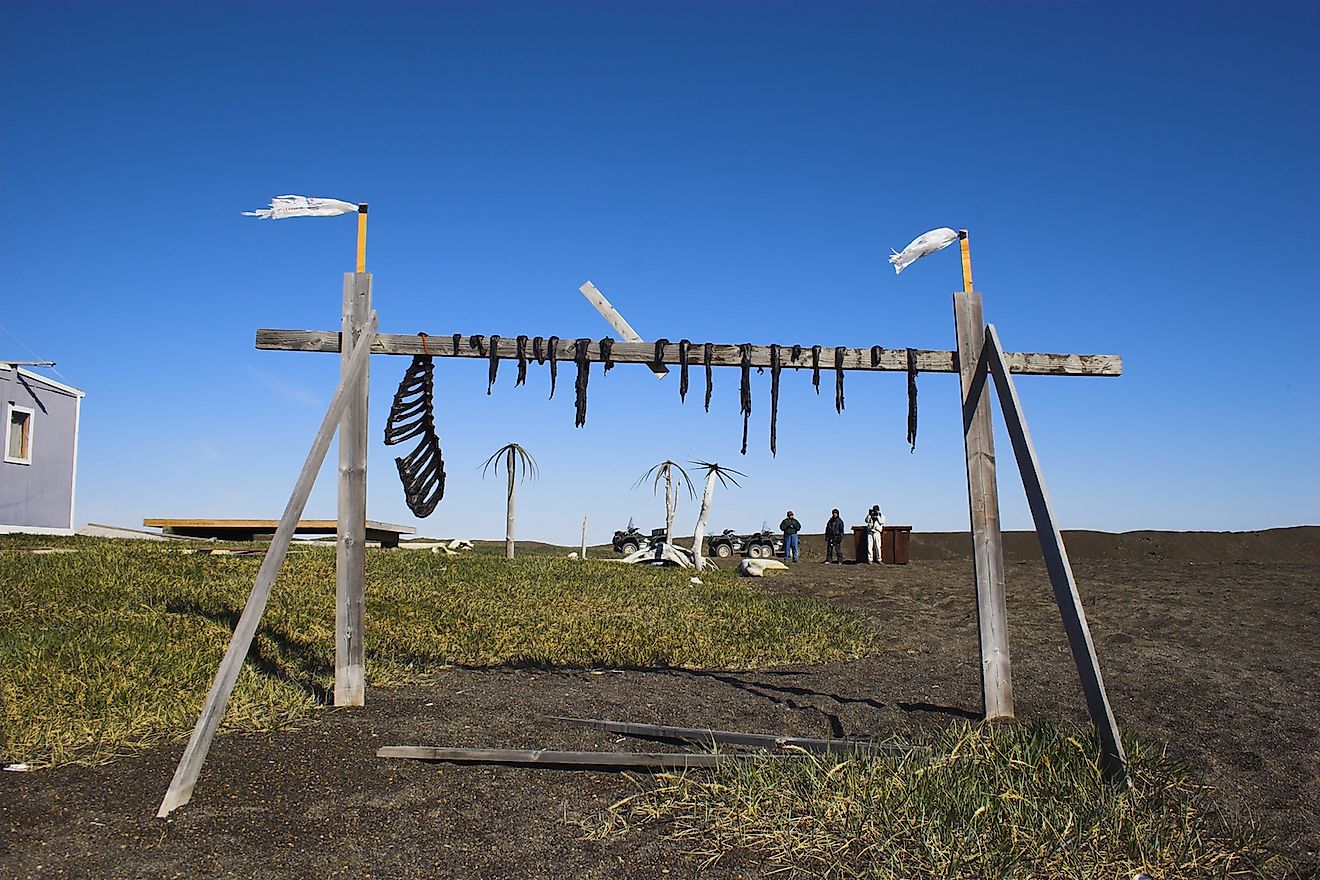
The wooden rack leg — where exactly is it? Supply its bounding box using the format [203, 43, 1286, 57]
[982, 323, 1129, 784]
[953, 292, 1014, 719]
[157, 314, 379, 818]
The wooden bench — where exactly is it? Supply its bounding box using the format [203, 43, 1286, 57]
[143, 518, 416, 548]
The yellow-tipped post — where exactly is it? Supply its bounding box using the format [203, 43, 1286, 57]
[959, 228, 973, 293]
[356, 203, 368, 273]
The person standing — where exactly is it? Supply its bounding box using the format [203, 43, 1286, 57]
[779, 510, 801, 563]
[865, 504, 885, 563]
[824, 509, 846, 564]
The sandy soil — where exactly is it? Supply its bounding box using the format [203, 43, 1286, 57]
[3, 528, 1317, 879]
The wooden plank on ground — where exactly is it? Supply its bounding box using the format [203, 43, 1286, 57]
[981, 322, 1129, 785]
[156, 313, 379, 819]
[255, 330, 1122, 377]
[377, 746, 795, 769]
[143, 519, 414, 535]
[548, 716, 914, 757]
[954, 292, 1014, 720]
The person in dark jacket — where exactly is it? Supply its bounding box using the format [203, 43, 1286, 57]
[779, 511, 801, 562]
[824, 509, 846, 563]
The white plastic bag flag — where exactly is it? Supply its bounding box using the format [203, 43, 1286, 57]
[242, 195, 358, 220]
[889, 227, 959, 275]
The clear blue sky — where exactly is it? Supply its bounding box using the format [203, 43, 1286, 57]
[3, 1, 1316, 543]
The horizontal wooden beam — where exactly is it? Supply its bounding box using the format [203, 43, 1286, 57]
[256, 329, 1122, 377]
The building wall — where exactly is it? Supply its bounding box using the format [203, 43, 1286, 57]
[1, 366, 82, 533]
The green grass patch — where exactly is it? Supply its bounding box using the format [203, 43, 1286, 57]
[588, 722, 1281, 879]
[0, 537, 869, 767]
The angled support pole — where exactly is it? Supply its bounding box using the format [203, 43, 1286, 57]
[953, 291, 1014, 719]
[982, 323, 1129, 785]
[336, 271, 372, 707]
[157, 313, 379, 818]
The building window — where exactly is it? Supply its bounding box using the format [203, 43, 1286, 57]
[6, 404, 33, 465]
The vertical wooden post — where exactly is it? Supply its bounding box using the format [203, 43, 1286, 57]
[982, 324, 1129, 784]
[953, 291, 1014, 719]
[336, 271, 371, 707]
[505, 447, 516, 559]
[158, 315, 378, 818]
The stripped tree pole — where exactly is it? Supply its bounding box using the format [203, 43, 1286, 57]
[689, 462, 744, 570]
[482, 443, 538, 559]
[636, 460, 695, 546]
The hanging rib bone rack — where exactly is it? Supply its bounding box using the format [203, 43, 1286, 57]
[384, 347, 446, 517]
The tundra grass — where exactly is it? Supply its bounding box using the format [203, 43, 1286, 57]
[0, 537, 869, 767]
[588, 722, 1282, 879]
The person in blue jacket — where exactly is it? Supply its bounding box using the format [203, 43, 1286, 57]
[779, 510, 801, 563]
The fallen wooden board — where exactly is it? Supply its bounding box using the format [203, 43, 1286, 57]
[548, 715, 915, 757]
[377, 746, 798, 769]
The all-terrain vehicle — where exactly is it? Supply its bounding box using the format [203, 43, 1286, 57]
[707, 528, 783, 559]
[612, 520, 668, 556]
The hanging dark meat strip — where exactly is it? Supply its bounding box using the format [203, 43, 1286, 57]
[870, 345, 884, 368]
[451, 333, 461, 354]
[515, 335, 529, 386]
[384, 355, 445, 517]
[811, 345, 822, 393]
[573, 338, 592, 427]
[653, 339, 670, 371]
[486, 334, 501, 395]
[834, 347, 846, 413]
[469, 335, 486, 357]
[533, 336, 545, 364]
[703, 343, 714, 412]
[906, 348, 919, 452]
[678, 339, 690, 403]
[547, 336, 560, 399]
[601, 337, 615, 373]
[739, 344, 752, 455]
[769, 344, 782, 456]
[790, 344, 803, 366]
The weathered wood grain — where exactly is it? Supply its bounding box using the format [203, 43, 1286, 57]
[336, 272, 371, 708]
[255, 329, 1122, 377]
[376, 746, 792, 769]
[954, 292, 1014, 720]
[982, 323, 1129, 785]
[157, 313, 379, 819]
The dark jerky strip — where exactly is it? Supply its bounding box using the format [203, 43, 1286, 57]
[834, 347, 846, 413]
[653, 338, 670, 372]
[739, 344, 752, 455]
[486, 334, 501, 395]
[452, 333, 461, 353]
[769, 344, 782, 456]
[532, 336, 545, 364]
[811, 345, 822, 393]
[678, 339, 690, 403]
[547, 336, 560, 399]
[601, 337, 615, 372]
[906, 347, 919, 453]
[469, 335, 486, 357]
[791, 344, 803, 366]
[703, 343, 714, 412]
[515, 335, 529, 386]
[573, 338, 592, 427]
[870, 345, 884, 368]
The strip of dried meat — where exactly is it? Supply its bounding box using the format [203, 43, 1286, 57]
[769, 344, 782, 456]
[547, 336, 560, 399]
[486, 334, 501, 395]
[703, 343, 714, 412]
[574, 338, 592, 427]
[739, 344, 752, 455]
[811, 345, 822, 393]
[516, 335, 529, 386]
[601, 337, 615, 373]
[533, 336, 545, 364]
[834, 346, 845, 413]
[907, 347, 919, 452]
[678, 339, 690, 403]
[870, 345, 884, 368]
